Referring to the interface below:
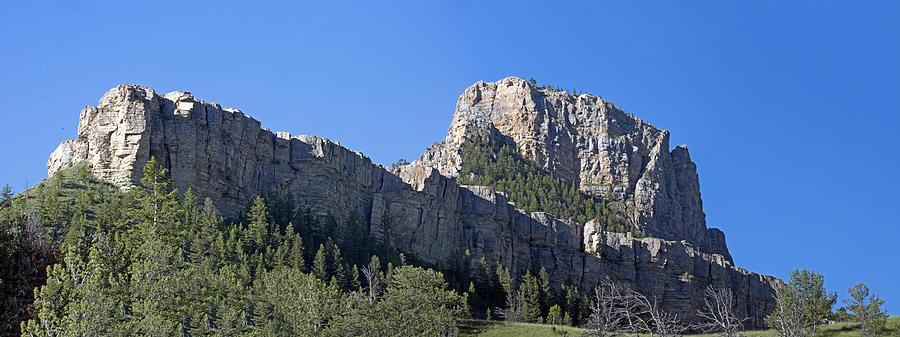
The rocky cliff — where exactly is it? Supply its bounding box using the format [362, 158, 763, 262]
[416, 77, 730, 261]
[47, 78, 778, 328]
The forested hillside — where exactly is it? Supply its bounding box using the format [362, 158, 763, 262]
[0, 158, 603, 336]
[458, 134, 640, 235]
[0, 160, 470, 336]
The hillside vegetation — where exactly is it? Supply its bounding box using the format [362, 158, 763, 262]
[1, 158, 891, 337]
[459, 316, 900, 337]
[458, 134, 640, 235]
[0, 159, 468, 336]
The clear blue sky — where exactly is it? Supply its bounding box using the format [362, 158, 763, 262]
[2, 1, 898, 314]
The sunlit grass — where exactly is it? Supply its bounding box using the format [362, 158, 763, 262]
[458, 316, 900, 337]
[458, 319, 583, 337]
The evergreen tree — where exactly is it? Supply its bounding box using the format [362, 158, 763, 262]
[520, 270, 543, 323]
[313, 243, 328, 281]
[329, 266, 468, 336]
[130, 157, 187, 335]
[328, 238, 348, 290]
[538, 266, 551, 313]
[764, 269, 837, 335]
[180, 188, 199, 233]
[190, 198, 223, 265]
[496, 264, 512, 296]
[563, 284, 588, 326]
[267, 191, 296, 229]
[792, 269, 837, 332]
[0, 184, 12, 203]
[350, 265, 362, 291]
[253, 266, 343, 335]
[247, 195, 270, 254]
[844, 283, 887, 337]
[275, 224, 305, 271]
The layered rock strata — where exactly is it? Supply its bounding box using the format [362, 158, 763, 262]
[416, 77, 730, 261]
[47, 80, 777, 328]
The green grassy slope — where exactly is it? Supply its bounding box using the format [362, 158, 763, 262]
[458, 319, 584, 337]
[459, 316, 900, 337]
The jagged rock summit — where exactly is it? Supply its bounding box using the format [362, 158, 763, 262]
[47, 78, 778, 328]
[417, 77, 730, 261]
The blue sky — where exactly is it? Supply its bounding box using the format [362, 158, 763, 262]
[2, 1, 898, 313]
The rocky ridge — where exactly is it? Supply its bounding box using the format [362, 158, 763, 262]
[416, 77, 730, 261]
[47, 79, 778, 328]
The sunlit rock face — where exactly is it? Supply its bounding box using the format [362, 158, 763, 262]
[417, 77, 731, 261]
[48, 79, 776, 328]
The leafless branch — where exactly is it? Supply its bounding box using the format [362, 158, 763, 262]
[693, 285, 746, 337]
[498, 290, 523, 322]
[361, 261, 380, 304]
[583, 278, 629, 337]
[629, 290, 686, 337]
[583, 278, 685, 337]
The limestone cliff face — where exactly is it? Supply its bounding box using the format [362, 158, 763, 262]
[416, 77, 730, 261]
[48, 81, 776, 328]
[48, 85, 378, 220]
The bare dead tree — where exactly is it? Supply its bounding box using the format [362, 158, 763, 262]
[583, 278, 629, 337]
[498, 290, 523, 322]
[360, 260, 380, 304]
[606, 284, 647, 337]
[694, 285, 746, 336]
[629, 290, 687, 337]
[583, 278, 685, 337]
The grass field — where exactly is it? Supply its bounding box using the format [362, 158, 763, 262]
[458, 316, 900, 337]
[458, 319, 584, 336]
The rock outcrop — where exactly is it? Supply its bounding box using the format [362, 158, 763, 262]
[47, 79, 777, 328]
[416, 77, 731, 261]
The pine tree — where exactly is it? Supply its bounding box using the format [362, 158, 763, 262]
[329, 239, 348, 290]
[190, 198, 223, 265]
[792, 269, 837, 332]
[1, 184, 12, 203]
[130, 157, 187, 335]
[538, 266, 551, 313]
[133, 157, 181, 242]
[765, 269, 837, 335]
[844, 283, 887, 337]
[520, 270, 543, 323]
[276, 224, 305, 271]
[563, 284, 587, 326]
[350, 265, 361, 290]
[247, 195, 270, 253]
[313, 243, 328, 281]
[496, 264, 512, 296]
